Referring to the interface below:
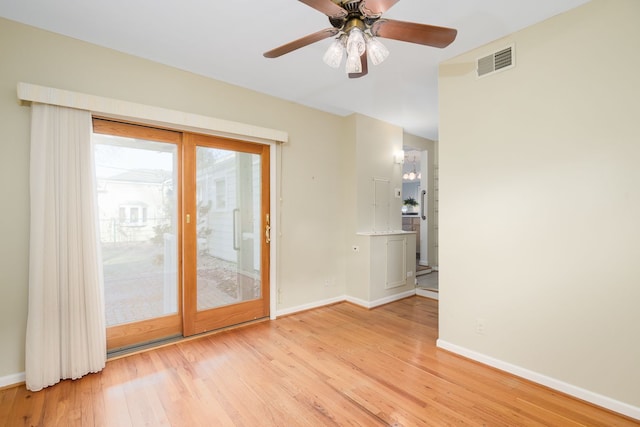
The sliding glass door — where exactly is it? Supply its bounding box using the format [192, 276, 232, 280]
[93, 120, 270, 351]
[93, 120, 182, 350]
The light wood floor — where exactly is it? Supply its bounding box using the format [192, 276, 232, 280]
[1, 297, 636, 426]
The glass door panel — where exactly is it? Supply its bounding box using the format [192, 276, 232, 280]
[196, 147, 261, 310]
[93, 119, 182, 350]
[184, 133, 270, 336]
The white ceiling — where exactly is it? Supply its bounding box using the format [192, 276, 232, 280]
[0, 0, 590, 140]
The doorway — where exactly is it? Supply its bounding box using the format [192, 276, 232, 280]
[402, 145, 438, 292]
[93, 119, 270, 351]
[402, 149, 429, 267]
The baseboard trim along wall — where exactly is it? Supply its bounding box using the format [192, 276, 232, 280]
[275, 296, 347, 317]
[346, 290, 417, 309]
[276, 290, 418, 317]
[0, 372, 25, 390]
[437, 339, 640, 421]
[415, 288, 438, 300]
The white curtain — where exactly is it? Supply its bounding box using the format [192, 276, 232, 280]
[25, 103, 106, 391]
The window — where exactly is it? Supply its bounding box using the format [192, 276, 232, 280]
[117, 204, 148, 226]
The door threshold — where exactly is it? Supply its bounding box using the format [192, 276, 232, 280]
[107, 317, 270, 360]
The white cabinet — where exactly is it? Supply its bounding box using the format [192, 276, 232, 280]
[350, 231, 416, 306]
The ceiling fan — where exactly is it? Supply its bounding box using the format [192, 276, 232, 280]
[263, 0, 457, 78]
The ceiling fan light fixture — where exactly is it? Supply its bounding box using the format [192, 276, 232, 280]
[346, 27, 366, 57]
[345, 51, 362, 74]
[322, 36, 345, 68]
[365, 33, 389, 65]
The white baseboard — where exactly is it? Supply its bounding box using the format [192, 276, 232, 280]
[343, 295, 369, 308]
[437, 339, 640, 421]
[275, 295, 346, 317]
[276, 290, 417, 317]
[346, 290, 416, 309]
[416, 288, 439, 300]
[0, 372, 25, 389]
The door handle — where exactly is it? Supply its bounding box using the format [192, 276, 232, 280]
[265, 213, 271, 244]
[421, 190, 427, 221]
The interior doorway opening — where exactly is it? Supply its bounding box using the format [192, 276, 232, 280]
[401, 144, 438, 296]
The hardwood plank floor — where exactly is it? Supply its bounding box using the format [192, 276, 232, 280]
[1, 297, 636, 426]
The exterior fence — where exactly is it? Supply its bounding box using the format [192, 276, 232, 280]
[98, 217, 171, 244]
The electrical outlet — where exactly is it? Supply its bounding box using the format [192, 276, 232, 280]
[476, 318, 487, 335]
[352, 245, 360, 252]
[407, 271, 414, 277]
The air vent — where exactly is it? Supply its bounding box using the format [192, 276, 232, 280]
[477, 45, 514, 78]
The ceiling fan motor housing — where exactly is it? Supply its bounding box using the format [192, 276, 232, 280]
[329, 0, 379, 32]
[342, 0, 361, 13]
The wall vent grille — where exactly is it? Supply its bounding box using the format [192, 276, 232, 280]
[477, 45, 514, 78]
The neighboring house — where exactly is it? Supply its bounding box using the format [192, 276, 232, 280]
[195, 149, 263, 308]
[195, 150, 261, 266]
[97, 169, 172, 244]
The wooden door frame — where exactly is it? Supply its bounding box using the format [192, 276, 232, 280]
[93, 118, 184, 351]
[182, 133, 271, 336]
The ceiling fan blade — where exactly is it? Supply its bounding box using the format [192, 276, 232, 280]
[348, 53, 368, 79]
[359, 0, 400, 17]
[298, 0, 347, 18]
[370, 19, 457, 48]
[264, 28, 339, 58]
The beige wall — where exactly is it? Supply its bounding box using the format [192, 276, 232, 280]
[355, 114, 404, 232]
[439, 0, 640, 409]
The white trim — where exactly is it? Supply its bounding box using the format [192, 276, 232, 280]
[275, 289, 417, 317]
[436, 339, 640, 421]
[269, 143, 278, 320]
[0, 372, 25, 389]
[344, 295, 370, 308]
[275, 296, 346, 317]
[356, 230, 413, 236]
[419, 149, 429, 265]
[17, 82, 288, 144]
[416, 288, 438, 300]
[346, 289, 416, 309]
